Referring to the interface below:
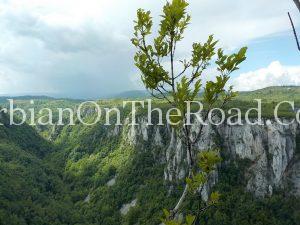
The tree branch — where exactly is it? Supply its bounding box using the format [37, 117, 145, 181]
[155, 87, 173, 105]
[191, 96, 229, 145]
[188, 61, 206, 86]
[293, 0, 300, 12]
[288, 12, 300, 52]
[193, 185, 206, 225]
[171, 169, 192, 218]
[148, 90, 165, 100]
[170, 36, 176, 93]
[170, 120, 194, 218]
[175, 61, 191, 79]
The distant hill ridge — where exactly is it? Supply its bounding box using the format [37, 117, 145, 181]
[0, 95, 82, 103]
[237, 86, 300, 102]
[2, 86, 300, 101]
[114, 86, 300, 102]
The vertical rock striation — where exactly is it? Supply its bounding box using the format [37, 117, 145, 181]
[124, 117, 300, 197]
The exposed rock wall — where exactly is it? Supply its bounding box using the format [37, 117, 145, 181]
[124, 118, 300, 197]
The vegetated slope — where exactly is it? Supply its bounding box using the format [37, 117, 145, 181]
[0, 96, 55, 104]
[108, 86, 300, 102]
[237, 86, 300, 103]
[109, 90, 149, 99]
[0, 112, 77, 225]
[0, 98, 81, 139]
[49, 107, 300, 225]
[0, 88, 300, 225]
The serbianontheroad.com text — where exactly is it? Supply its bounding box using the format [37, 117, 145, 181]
[0, 99, 298, 126]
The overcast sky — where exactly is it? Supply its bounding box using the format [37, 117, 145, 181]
[0, 0, 299, 98]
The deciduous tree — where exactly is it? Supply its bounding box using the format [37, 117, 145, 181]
[131, 1, 247, 224]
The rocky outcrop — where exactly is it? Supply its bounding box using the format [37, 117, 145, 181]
[120, 199, 137, 216]
[285, 154, 300, 196]
[84, 194, 91, 203]
[122, 117, 300, 197]
[107, 176, 117, 187]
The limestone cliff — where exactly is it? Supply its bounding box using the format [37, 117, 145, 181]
[124, 118, 300, 197]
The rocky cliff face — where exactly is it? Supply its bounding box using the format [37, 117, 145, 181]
[124, 117, 300, 197]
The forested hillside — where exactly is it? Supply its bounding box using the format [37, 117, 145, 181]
[0, 87, 300, 225]
[0, 112, 77, 224]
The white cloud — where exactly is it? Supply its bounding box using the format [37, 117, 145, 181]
[231, 61, 300, 91]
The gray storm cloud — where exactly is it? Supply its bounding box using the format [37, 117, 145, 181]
[0, 0, 297, 98]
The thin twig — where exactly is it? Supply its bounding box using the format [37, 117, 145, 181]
[188, 61, 205, 86]
[148, 90, 165, 100]
[155, 87, 173, 105]
[175, 62, 191, 79]
[288, 12, 300, 52]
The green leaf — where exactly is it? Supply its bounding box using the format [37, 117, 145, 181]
[209, 191, 221, 204]
[197, 150, 222, 173]
[185, 214, 196, 225]
[186, 172, 207, 192]
[163, 208, 171, 218]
